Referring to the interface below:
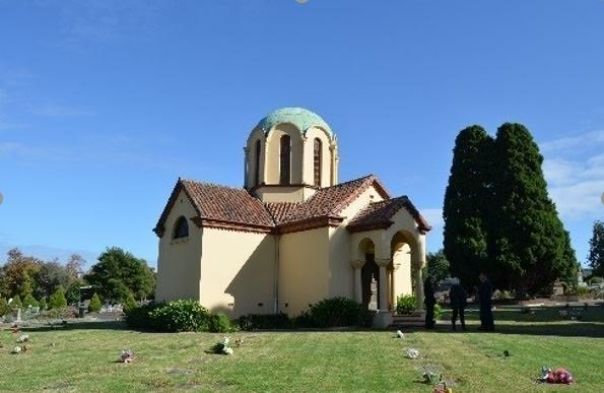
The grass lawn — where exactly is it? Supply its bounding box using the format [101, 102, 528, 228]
[1, 306, 603, 393]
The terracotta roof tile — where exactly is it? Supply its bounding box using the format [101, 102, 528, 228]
[347, 196, 432, 234]
[154, 175, 423, 236]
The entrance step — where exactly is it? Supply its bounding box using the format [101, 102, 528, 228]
[391, 312, 426, 328]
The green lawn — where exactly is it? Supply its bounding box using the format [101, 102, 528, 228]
[1, 307, 603, 392]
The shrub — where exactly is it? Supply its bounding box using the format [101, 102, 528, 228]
[307, 297, 366, 328]
[10, 295, 22, 310]
[124, 299, 212, 332]
[292, 311, 314, 328]
[40, 306, 77, 319]
[396, 294, 416, 315]
[123, 292, 137, 312]
[49, 287, 67, 309]
[238, 313, 291, 330]
[209, 312, 234, 333]
[39, 297, 47, 311]
[433, 303, 443, 320]
[23, 294, 39, 308]
[88, 293, 102, 313]
[0, 297, 9, 316]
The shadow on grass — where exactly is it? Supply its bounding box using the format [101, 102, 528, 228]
[403, 321, 604, 338]
[19, 320, 128, 332]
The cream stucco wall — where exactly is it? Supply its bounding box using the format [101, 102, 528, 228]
[302, 126, 336, 187]
[265, 124, 304, 185]
[156, 190, 203, 302]
[278, 227, 330, 316]
[200, 229, 276, 317]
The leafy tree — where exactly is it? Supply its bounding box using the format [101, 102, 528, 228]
[88, 293, 102, 313]
[48, 286, 67, 309]
[66, 281, 83, 305]
[35, 261, 71, 299]
[0, 297, 9, 316]
[23, 293, 39, 308]
[84, 247, 155, 303]
[426, 250, 450, 282]
[490, 123, 575, 297]
[443, 125, 493, 288]
[587, 220, 604, 277]
[0, 248, 42, 298]
[10, 294, 22, 310]
[66, 254, 85, 281]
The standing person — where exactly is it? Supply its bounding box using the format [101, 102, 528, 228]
[449, 277, 467, 331]
[478, 273, 495, 331]
[424, 276, 436, 329]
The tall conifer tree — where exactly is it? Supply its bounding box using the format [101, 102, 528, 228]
[443, 126, 493, 288]
[490, 123, 573, 296]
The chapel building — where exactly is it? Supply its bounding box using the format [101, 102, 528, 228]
[154, 107, 431, 327]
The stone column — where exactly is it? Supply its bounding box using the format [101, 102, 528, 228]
[373, 258, 393, 328]
[415, 235, 426, 310]
[350, 259, 365, 303]
[391, 262, 401, 308]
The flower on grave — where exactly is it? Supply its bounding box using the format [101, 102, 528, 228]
[16, 334, 29, 343]
[119, 349, 135, 363]
[11, 346, 21, 354]
[223, 347, 234, 355]
[405, 348, 419, 359]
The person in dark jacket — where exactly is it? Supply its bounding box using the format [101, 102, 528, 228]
[478, 272, 495, 331]
[449, 277, 467, 331]
[423, 276, 436, 329]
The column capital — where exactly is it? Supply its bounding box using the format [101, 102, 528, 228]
[375, 257, 391, 267]
[350, 259, 365, 269]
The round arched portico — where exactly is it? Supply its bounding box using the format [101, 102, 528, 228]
[348, 200, 429, 327]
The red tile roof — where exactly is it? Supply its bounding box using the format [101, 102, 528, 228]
[154, 175, 429, 236]
[347, 196, 432, 234]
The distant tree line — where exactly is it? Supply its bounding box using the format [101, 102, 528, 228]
[0, 246, 155, 314]
[442, 123, 579, 298]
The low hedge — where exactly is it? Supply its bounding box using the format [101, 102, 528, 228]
[124, 299, 214, 332]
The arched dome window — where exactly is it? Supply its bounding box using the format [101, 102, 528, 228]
[173, 216, 189, 239]
[313, 138, 322, 187]
[254, 139, 261, 187]
[280, 135, 291, 185]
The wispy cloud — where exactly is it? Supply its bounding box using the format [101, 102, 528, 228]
[541, 130, 604, 219]
[31, 103, 93, 117]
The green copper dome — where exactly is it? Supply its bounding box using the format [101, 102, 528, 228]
[257, 107, 334, 137]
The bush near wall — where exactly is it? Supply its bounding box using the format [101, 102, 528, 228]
[124, 300, 221, 332]
[238, 313, 292, 330]
[308, 297, 368, 327]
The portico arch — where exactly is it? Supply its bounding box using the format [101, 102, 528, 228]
[390, 230, 423, 311]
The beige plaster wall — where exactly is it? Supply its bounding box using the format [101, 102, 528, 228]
[279, 227, 330, 316]
[156, 190, 203, 302]
[393, 243, 413, 296]
[200, 229, 276, 317]
[265, 124, 304, 185]
[302, 126, 335, 187]
[255, 186, 307, 203]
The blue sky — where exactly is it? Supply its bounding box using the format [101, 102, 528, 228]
[1, 0, 603, 268]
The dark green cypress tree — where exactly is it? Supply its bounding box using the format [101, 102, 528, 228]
[587, 220, 604, 277]
[491, 123, 573, 297]
[443, 125, 493, 289]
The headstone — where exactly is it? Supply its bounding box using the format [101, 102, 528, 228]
[16, 308, 22, 322]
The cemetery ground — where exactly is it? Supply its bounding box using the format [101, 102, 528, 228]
[1, 305, 603, 393]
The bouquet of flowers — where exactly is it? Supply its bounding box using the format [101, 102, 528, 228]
[211, 337, 234, 355]
[539, 366, 573, 384]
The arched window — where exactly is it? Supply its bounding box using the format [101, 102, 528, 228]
[279, 135, 291, 185]
[173, 216, 189, 239]
[254, 139, 261, 186]
[313, 138, 322, 187]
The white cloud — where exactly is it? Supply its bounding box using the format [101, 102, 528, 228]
[541, 130, 604, 219]
[31, 103, 93, 117]
[540, 130, 604, 153]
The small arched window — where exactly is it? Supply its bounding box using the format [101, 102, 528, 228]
[254, 139, 261, 186]
[279, 135, 291, 185]
[313, 138, 322, 187]
[173, 216, 189, 239]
